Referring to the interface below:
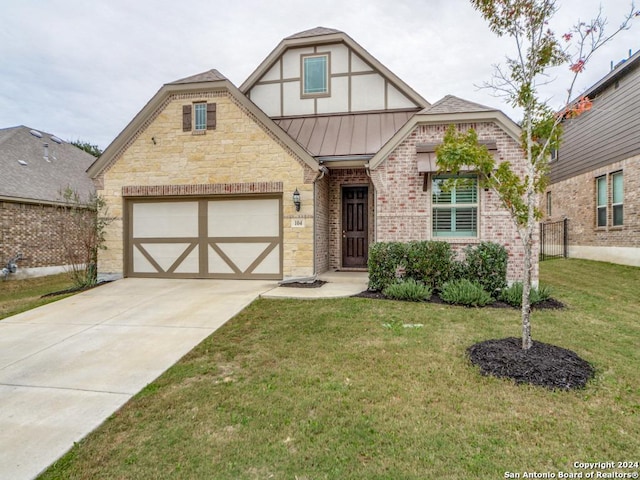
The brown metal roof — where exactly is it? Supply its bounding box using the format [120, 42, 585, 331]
[274, 111, 415, 157]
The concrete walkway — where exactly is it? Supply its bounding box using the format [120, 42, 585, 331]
[0, 272, 368, 480]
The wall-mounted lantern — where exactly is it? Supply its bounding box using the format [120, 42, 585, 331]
[293, 189, 301, 212]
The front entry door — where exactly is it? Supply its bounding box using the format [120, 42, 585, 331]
[342, 186, 368, 268]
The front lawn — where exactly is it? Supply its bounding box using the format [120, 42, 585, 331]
[40, 259, 640, 479]
[0, 273, 76, 321]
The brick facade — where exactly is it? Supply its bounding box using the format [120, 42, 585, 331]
[369, 121, 536, 284]
[314, 174, 330, 273]
[1, 200, 88, 272]
[543, 154, 640, 266]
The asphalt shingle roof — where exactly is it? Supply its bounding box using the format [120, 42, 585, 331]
[0, 126, 96, 204]
[420, 95, 495, 115]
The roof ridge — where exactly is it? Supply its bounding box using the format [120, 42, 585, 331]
[285, 26, 343, 40]
[421, 95, 495, 114]
[167, 69, 227, 85]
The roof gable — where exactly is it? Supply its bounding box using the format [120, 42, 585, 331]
[367, 96, 522, 170]
[240, 27, 429, 115]
[0, 126, 96, 204]
[88, 71, 318, 179]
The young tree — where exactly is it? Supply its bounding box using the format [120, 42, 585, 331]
[58, 187, 113, 287]
[436, 0, 637, 349]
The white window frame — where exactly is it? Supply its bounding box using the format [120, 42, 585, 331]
[596, 175, 607, 228]
[301, 53, 330, 97]
[432, 175, 478, 238]
[194, 102, 207, 131]
[612, 171, 623, 226]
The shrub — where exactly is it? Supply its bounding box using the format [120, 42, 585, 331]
[440, 279, 493, 307]
[463, 242, 508, 296]
[405, 241, 457, 291]
[368, 242, 407, 291]
[499, 282, 553, 307]
[383, 278, 432, 302]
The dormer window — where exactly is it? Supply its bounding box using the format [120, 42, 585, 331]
[302, 53, 330, 97]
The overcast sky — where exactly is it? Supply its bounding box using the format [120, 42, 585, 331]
[1, 0, 637, 150]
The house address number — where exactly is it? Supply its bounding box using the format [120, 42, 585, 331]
[291, 218, 305, 228]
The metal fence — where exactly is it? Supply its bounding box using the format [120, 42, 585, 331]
[539, 218, 568, 261]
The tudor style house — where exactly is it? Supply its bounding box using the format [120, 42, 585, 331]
[89, 27, 532, 283]
[543, 49, 640, 266]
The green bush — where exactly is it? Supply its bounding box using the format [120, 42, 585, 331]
[499, 282, 553, 307]
[440, 279, 493, 307]
[383, 278, 432, 302]
[405, 241, 457, 291]
[368, 242, 407, 291]
[463, 242, 508, 296]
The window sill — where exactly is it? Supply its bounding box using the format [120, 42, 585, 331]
[192, 130, 206, 136]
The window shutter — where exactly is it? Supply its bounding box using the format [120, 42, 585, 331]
[182, 105, 192, 131]
[206, 103, 216, 130]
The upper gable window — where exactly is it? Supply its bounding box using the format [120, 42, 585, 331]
[183, 103, 216, 134]
[302, 53, 330, 97]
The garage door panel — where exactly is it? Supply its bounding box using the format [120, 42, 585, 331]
[208, 199, 279, 237]
[129, 197, 282, 279]
[133, 202, 199, 238]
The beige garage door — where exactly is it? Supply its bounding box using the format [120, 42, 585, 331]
[127, 196, 282, 279]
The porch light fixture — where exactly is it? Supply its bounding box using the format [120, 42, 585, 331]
[293, 189, 301, 211]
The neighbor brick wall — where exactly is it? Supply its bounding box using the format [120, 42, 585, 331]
[98, 90, 317, 278]
[0, 200, 88, 269]
[544, 154, 640, 250]
[370, 121, 535, 284]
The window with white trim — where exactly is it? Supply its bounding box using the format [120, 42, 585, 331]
[432, 175, 478, 237]
[612, 171, 623, 226]
[194, 102, 207, 131]
[596, 175, 607, 227]
[302, 54, 329, 96]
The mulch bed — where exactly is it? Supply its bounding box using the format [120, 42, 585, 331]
[279, 280, 327, 288]
[467, 337, 595, 390]
[352, 290, 565, 310]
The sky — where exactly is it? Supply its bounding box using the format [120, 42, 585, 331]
[1, 0, 637, 150]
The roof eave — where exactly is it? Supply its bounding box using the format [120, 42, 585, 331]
[368, 110, 522, 170]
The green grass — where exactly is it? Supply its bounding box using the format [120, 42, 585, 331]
[39, 259, 639, 479]
[0, 273, 77, 320]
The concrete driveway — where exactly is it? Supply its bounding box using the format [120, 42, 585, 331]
[0, 278, 275, 480]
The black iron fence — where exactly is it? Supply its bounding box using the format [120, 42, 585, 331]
[539, 218, 568, 261]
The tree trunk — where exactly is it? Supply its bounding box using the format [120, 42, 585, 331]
[521, 231, 533, 350]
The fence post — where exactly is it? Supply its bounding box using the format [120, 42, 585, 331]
[563, 217, 568, 258]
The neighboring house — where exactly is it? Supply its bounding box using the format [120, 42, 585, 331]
[543, 49, 640, 266]
[89, 27, 531, 283]
[0, 126, 96, 277]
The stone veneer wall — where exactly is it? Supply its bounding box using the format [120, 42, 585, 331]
[97, 90, 316, 279]
[543, 154, 640, 266]
[0, 200, 88, 272]
[369, 122, 536, 284]
[328, 169, 374, 270]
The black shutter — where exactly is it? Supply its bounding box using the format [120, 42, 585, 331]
[206, 103, 216, 130]
[182, 105, 192, 131]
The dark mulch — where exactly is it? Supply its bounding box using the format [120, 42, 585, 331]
[467, 337, 595, 390]
[279, 280, 327, 288]
[352, 290, 565, 310]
